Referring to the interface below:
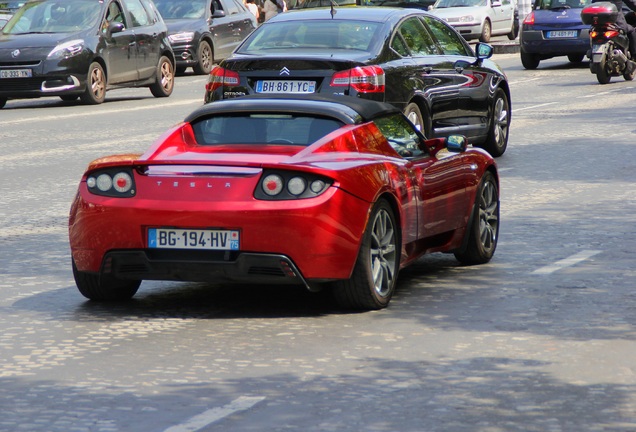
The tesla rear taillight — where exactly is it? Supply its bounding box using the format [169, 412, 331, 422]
[86, 168, 136, 197]
[255, 171, 332, 200]
[330, 66, 385, 93]
[206, 66, 240, 92]
[523, 12, 535, 25]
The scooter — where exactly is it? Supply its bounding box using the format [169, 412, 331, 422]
[581, 2, 636, 84]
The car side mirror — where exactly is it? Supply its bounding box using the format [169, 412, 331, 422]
[420, 135, 467, 156]
[475, 42, 494, 60]
[446, 135, 467, 152]
[212, 9, 226, 18]
[107, 21, 125, 35]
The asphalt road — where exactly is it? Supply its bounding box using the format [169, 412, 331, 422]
[1, 54, 636, 431]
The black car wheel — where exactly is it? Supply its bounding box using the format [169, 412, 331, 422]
[520, 50, 540, 70]
[479, 19, 491, 43]
[80, 62, 106, 105]
[332, 199, 400, 310]
[150, 56, 175, 97]
[72, 259, 140, 301]
[480, 87, 509, 157]
[567, 53, 585, 63]
[454, 171, 499, 265]
[507, 18, 519, 40]
[0, 97, 7, 109]
[193, 40, 213, 75]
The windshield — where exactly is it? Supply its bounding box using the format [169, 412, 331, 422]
[433, 0, 485, 8]
[2, 0, 100, 34]
[0, 1, 25, 11]
[238, 20, 381, 53]
[153, 0, 206, 19]
[536, 0, 591, 9]
[191, 114, 343, 146]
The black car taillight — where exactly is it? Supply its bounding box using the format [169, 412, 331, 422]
[331, 66, 385, 94]
[206, 66, 240, 93]
[254, 170, 332, 200]
[86, 168, 136, 198]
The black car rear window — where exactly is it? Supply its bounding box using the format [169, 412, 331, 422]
[237, 20, 381, 52]
[191, 114, 344, 146]
[3, 0, 101, 33]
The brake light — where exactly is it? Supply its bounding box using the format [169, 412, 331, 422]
[523, 11, 535, 25]
[604, 30, 620, 38]
[590, 30, 598, 38]
[206, 66, 240, 92]
[330, 66, 385, 93]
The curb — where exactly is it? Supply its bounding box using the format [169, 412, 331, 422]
[492, 42, 520, 54]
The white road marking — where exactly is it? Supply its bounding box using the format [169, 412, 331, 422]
[163, 396, 266, 432]
[512, 102, 557, 113]
[2, 98, 202, 125]
[532, 250, 602, 275]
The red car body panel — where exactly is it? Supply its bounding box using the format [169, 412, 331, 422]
[69, 100, 496, 289]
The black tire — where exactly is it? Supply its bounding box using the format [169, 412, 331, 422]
[0, 97, 6, 109]
[479, 19, 491, 43]
[507, 18, 518, 40]
[72, 259, 140, 301]
[149, 55, 175, 98]
[454, 171, 499, 265]
[60, 95, 79, 102]
[332, 200, 400, 310]
[567, 53, 585, 63]
[192, 40, 213, 75]
[479, 87, 509, 157]
[520, 50, 540, 69]
[623, 61, 636, 81]
[404, 102, 431, 138]
[80, 62, 106, 105]
[596, 59, 611, 84]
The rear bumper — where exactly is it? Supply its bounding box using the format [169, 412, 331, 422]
[99, 249, 317, 288]
[520, 28, 590, 55]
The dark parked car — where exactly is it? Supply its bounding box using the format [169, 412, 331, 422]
[204, 7, 511, 157]
[519, 0, 592, 69]
[0, 0, 175, 109]
[153, 0, 257, 75]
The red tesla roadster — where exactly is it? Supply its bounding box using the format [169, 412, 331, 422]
[69, 94, 500, 310]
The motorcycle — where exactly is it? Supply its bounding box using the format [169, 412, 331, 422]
[581, 2, 636, 84]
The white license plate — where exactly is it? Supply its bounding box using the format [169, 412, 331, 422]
[546, 30, 577, 38]
[255, 80, 316, 93]
[148, 228, 240, 250]
[0, 69, 32, 78]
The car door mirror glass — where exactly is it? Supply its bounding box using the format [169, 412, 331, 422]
[446, 135, 467, 152]
[475, 42, 493, 59]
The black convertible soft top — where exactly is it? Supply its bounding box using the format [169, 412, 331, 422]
[188, 94, 401, 125]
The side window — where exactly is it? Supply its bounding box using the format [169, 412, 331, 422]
[103, 1, 126, 32]
[390, 34, 410, 57]
[396, 17, 438, 56]
[374, 114, 425, 158]
[230, 0, 248, 13]
[422, 16, 471, 56]
[121, 0, 150, 26]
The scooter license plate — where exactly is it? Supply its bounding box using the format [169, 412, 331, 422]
[592, 44, 604, 62]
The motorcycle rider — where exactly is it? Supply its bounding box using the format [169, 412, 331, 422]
[592, 0, 636, 73]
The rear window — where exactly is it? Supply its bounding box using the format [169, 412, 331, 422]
[237, 20, 381, 52]
[191, 114, 344, 145]
[535, 0, 591, 9]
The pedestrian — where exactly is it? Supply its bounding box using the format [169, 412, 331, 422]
[245, 0, 260, 20]
[263, 0, 279, 21]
